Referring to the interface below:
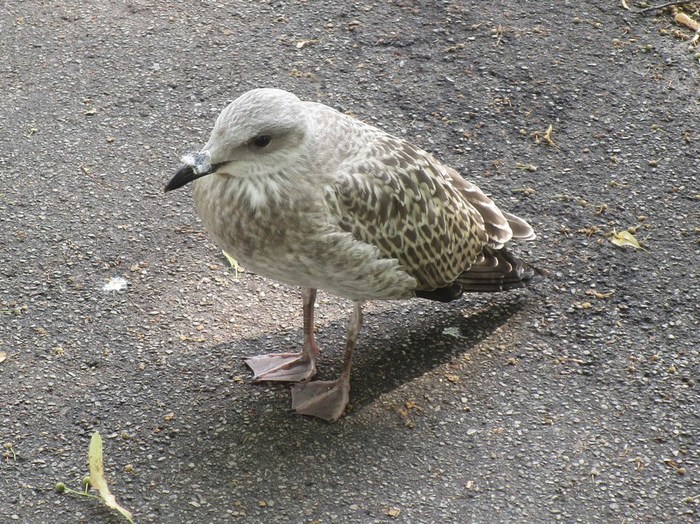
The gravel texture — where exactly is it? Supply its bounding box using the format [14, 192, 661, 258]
[1, 1, 698, 523]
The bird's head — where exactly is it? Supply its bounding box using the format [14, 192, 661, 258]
[165, 88, 310, 192]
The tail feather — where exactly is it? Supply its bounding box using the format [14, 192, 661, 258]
[502, 211, 536, 241]
[456, 246, 544, 293]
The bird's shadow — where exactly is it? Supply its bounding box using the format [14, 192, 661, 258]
[217, 294, 530, 417]
[349, 296, 528, 410]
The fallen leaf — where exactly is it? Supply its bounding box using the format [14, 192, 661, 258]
[442, 327, 461, 338]
[544, 124, 558, 147]
[222, 250, 244, 279]
[0, 352, 6, 364]
[675, 12, 700, 32]
[385, 507, 401, 518]
[296, 39, 318, 49]
[610, 229, 642, 249]
[88, 432, 134, 523]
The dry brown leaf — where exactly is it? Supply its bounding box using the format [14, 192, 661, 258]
[675, 13, 700, 32]
[385, 507, 401, 518]
[0, 352, 7, 364]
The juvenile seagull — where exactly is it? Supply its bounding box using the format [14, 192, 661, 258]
[166, 88, 541, 422]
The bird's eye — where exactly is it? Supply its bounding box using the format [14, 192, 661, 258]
[252, 135, 272, 148]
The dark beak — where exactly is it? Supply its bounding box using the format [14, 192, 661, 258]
[164, 164, 213, 193]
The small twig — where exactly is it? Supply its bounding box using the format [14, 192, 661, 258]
[638, 1, 694, 14]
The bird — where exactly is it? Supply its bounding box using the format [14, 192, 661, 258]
[165, 88, 542, 422]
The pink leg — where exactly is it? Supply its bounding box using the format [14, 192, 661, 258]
[245, 288, 319, 382]
[291, 301, 363, 422]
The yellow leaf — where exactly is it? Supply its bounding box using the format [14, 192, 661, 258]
[222, 250, 244, 279]
[610, 230, 642, 249]
[385, 507, 401, 518]
[675, 12, 700, 32]
[88, 432, 134, 523]
[544, 124, 558, 147]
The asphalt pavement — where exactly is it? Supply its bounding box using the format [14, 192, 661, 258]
[1, 1, 698, 522]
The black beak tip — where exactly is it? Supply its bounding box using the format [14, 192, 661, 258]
[163, 179, 178, 193]
[164, 164, 198, 194]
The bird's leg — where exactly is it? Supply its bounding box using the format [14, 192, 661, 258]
[291, 301, 363, 422]
[245, 288, 319, 382]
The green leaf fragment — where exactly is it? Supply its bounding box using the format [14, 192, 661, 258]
[222, 250, 244, 279]
[88, 432, 134, 523]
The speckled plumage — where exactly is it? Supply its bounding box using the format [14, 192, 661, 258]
[166, 88, 541, 421]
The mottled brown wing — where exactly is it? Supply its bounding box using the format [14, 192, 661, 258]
[331, 136, 495, 291]
[442, 166, 535, 246]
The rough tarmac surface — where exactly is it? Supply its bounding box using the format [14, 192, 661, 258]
[1, 1, 698, 523]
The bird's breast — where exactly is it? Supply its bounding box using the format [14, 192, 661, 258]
[193, 173, 309, 256]
[190, 173, 417, 300]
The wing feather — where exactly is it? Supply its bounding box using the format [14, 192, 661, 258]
[331, 136, 492, 291]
